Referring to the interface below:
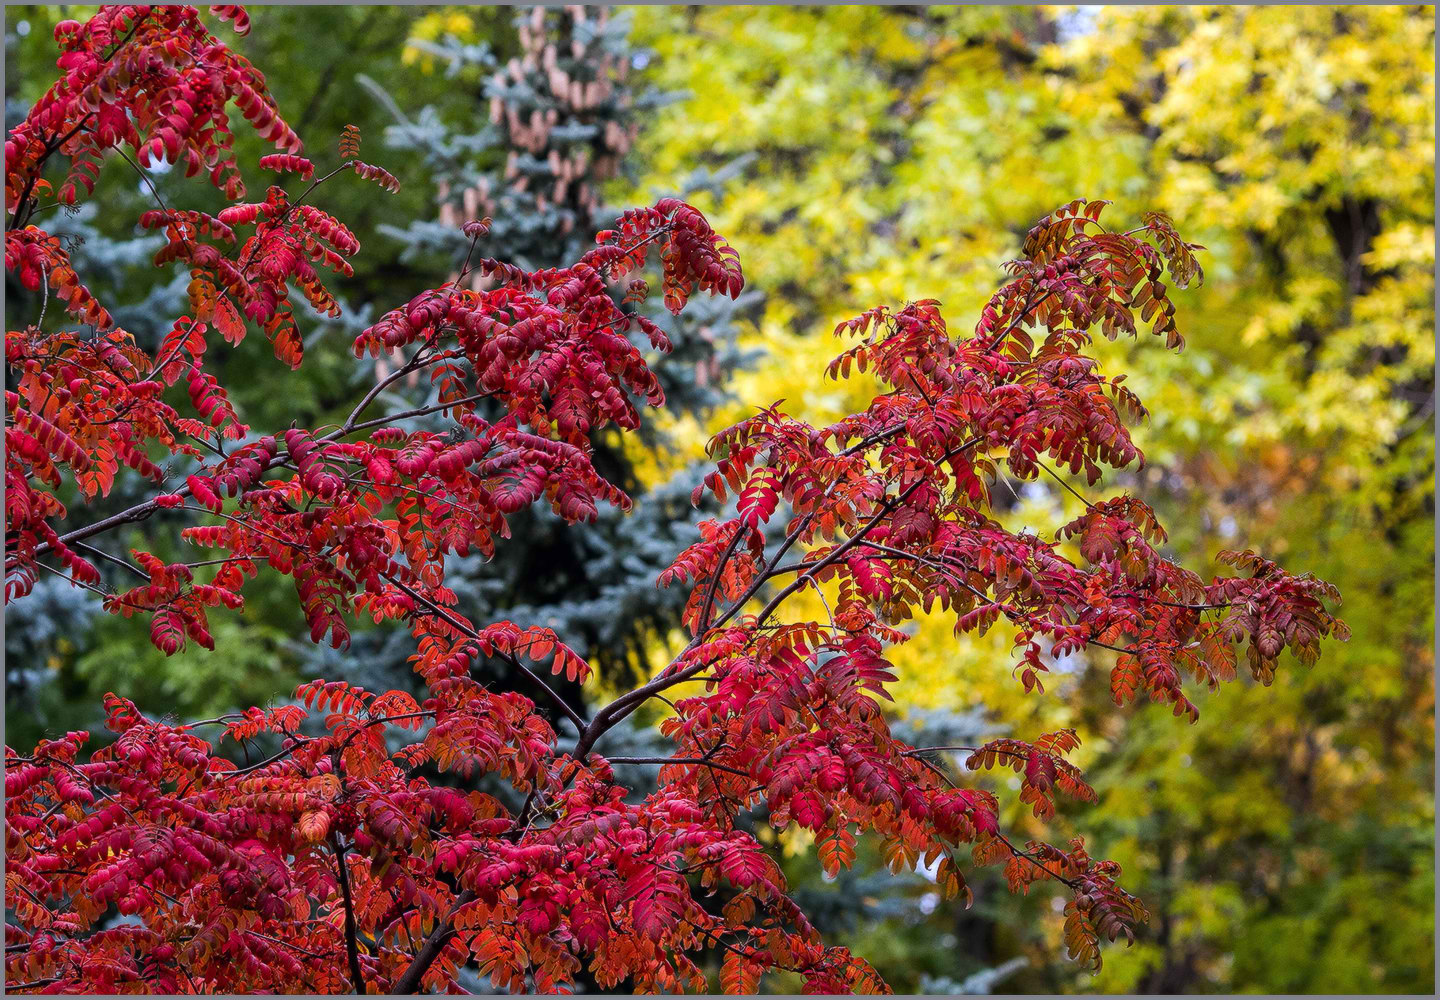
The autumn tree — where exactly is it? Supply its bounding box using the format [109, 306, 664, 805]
[6, 6, 1347, 994]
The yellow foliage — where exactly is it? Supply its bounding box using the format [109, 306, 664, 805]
[624, 5, 1433, 993]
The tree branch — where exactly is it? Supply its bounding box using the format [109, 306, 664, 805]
[390, 889, 474, 994]
[331, 836, 368, 995]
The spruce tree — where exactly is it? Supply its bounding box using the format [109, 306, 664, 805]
[328, 6, 757, 713]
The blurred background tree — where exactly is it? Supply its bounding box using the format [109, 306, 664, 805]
[5, 4, 1432, 994]
[622, 4, 1434, 993]
[318, 5, 758, 716]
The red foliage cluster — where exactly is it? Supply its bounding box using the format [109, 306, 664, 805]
[5, 5, 295, 211]
[5, 6, 1346, 995]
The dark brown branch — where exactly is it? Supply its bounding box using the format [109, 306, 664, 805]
[36, 391, 494, 559]
[72, 540, 148, 580]
[695, 521, 747, 634]
[390, 889, 475, 994]
[330, 836, 368, 994]
[385, 577, 588, 734]
[575, 436, 984, 756]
